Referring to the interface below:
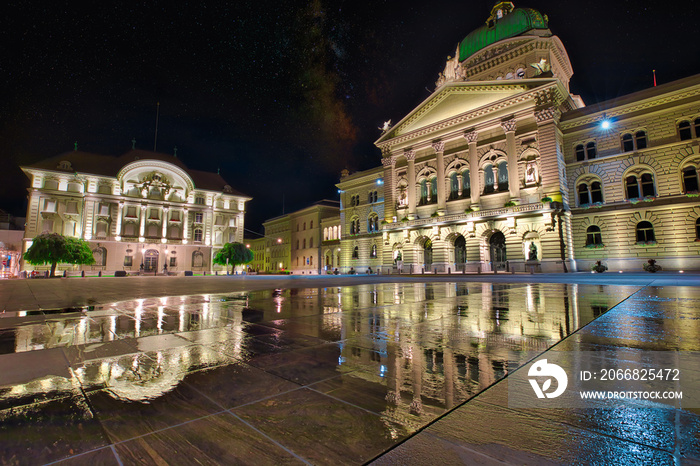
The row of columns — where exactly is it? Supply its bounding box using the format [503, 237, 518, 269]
[381, 119, 520, 220]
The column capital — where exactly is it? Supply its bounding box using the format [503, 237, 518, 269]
[535, 107, 561, 124]
[464, 130, 478, 144]
[404, 149, 416, 161]
[431, 141, 445, 153]
[381, 156, 397, 168]
[501, 118, 517, 133]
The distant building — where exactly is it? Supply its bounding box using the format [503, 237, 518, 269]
[0, 209, 24, 278]
[261, 200, 340, 274]
[246, 236, 266, 273]
[338, 1, 700, 273]
[20, 149, 251, 274]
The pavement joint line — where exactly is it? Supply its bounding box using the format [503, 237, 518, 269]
[226, 410, 313, 465]
[110, 444, 125, 466]
[305, 385, 395, 420]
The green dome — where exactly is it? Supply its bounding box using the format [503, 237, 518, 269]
[458, 7, 549, 62]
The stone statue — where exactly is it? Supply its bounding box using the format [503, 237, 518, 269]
[379, 120, 392, 133]
[529, 242, 538, 261]
[530, 58, 551, 75]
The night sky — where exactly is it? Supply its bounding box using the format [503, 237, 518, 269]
[2, 1, 699, 235]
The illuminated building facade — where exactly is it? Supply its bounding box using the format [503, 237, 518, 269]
[262, 200, 340, 274]
[338, 1, 700, 273]
[21, 149, 250, 274]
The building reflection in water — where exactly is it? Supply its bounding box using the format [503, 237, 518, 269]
[4, 282, 691, 432]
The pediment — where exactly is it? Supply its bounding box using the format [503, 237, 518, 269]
[378, 81, 543, 143]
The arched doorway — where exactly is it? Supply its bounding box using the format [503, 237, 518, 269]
[144, 249, 159, 272]
[489, 232, 506, 270]
[454, 236, 466, 270]
[423, 238, 433, 269]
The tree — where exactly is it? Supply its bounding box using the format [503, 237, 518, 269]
[24, 233, 95, 277]
[213, 242, 253, 274]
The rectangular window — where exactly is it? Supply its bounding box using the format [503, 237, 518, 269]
[195, 196, 205, 205]
[123, 223, 136, 236]
[171, 211, 180, 221]
[95, 222, 108, 238]
[194, 229, 203, 242]
[195, 212, 203, 223]
[215, 231, 222, 245]
[41, 219, 54, 232]
[229, 218, 236, 227]
[65, 201, 78, 214]
[149, 209, 159, 220]
[126, 206, 137, 218]
[169, 256, 177, 267]
[124, 256, 133, 267]
[99, 204, 110, 216]
[215, 215, 224, 226]
[43, 199, 56, 212]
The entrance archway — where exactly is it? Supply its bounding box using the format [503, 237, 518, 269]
[454, 236, 466, 266]
[144, 249, 159, 272]
[423, 238, 433, 269]
[489, 232, 506, 270]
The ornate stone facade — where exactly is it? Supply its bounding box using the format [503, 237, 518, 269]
[337, 2, 700, 273]
[21, 149, 250, 274]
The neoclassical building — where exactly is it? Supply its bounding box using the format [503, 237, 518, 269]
[21, 149, 250, 274]
[337, 1, 700, 273]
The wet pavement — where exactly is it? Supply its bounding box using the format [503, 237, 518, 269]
[0, 280, 697, 464]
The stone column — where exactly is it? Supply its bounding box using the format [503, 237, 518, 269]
[162, 207, 169, 241]
[465, 131, 480, 205]
[501, 118, 520, 198]
[405, 149, 417, 219]
[381, 154, 397, 222]
[535, 107, 564, 202]
[115, 202, 124, 238]
[433, 141, 446, 214]
[139, 204, 147, 238]
[183, 208, 189, 243]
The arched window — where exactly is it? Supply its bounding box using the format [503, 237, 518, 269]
[682, 166, 699, 193]
[303, 238, 306, 249]
[310, 238, 313, 248]
[310, 220, 313, 229]
[578, 184, 590, 205]
[449, 173, 459, 200]
[309, 256, 313, 266]
[575, 144, 585, 162]
[696, 218, 700, 240]
[585, 226, 602, 246]
[462, 170, 470, 198]
[192, 251, 204, 268]
[370, 244, 377, 258]
[635, 131, 648, 150]
[695, 118, 700, 138]
[679, 121, 693, 140]
[92, 247, 107, 266]
[622, 133, 634, 152]
[636, 221, 655, 243]
[641, 173, 655, 197]
[352, 246, 359, 259]
[429, 176, 438, 204]
[590, 182, 603, 203]
[625, 176, 640, 199]
[586, 142, 597, 159]
[419, 179, 428, 205]
[484, 164, 494, 194]
[497, 162, 508, 191]
[368, 214, 378, 232]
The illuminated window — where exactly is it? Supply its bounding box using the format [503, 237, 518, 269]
[370, 244, 377, 258]
[194, 212, 203, 223]
[497, 162, 508, 191]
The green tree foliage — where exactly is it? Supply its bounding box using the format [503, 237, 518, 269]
[213, 242, 253, 274]
[24, 233, 95, 277]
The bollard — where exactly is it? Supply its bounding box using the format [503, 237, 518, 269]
[98, 271, 102, 277]
[203, 271, 206, 276]
[63, 270, 67, 278]
[477, 264, 481, 275]
[448, 267, 451, 274]
[81, 270, 85, 278]
[434, 267, 437, 274]
[421, 268, 424, 274]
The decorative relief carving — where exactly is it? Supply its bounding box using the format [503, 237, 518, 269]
[464, 131, 479, 144]
[381, 156, 397, 168]
[432, 141, 445, 153]
[404, 149, 416, 161]
[501, 118, 517, 133]
[535, 107, 561, 124]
